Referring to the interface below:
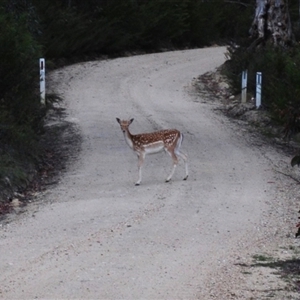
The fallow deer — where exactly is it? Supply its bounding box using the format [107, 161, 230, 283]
[116, 118, 188, 185]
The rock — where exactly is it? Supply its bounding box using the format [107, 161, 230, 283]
[242, 110, 271, 125]
[227, 103, 255, 118]
[11, 199, 21, 207]
[219, 82, 230, 90]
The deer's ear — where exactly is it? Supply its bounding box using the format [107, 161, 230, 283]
[116, 118, 121, 124]
[130, 118, 134, 124]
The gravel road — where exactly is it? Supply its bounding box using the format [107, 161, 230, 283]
[0, 47, 296, 299]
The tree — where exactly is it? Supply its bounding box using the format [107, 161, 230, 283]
[249, 0, 294, 48]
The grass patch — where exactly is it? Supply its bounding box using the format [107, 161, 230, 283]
[252, 254, 275, 263]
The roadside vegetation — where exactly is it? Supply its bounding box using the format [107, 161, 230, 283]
[1, 0, 300, 205]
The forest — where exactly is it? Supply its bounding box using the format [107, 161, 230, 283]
[1, 0, 300, 201]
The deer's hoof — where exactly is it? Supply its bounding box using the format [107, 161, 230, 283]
[183, 175, 188, 181]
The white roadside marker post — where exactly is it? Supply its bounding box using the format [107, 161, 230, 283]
[256, 72, 262, 109]
[241, 70, 247, 103]
[39, 58, 45, 105]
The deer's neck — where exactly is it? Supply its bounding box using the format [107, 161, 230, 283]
[123, 129, 134, 149]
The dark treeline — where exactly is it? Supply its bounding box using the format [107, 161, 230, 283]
[1, 0, 300, 198]
[34, 0, 252, 58]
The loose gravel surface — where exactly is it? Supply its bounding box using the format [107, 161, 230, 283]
[0, 47, 300, 299]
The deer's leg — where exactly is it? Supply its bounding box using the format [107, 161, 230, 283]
[135, 152, 145, 186]
[174, 134, 188, 180]
[176, 150, 189, 180]
[165, 150, 178, 182]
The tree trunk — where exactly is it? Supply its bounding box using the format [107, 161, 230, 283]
[249, 0, 294, 47]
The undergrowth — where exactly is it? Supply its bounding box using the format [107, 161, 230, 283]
[224, 44, 300, 138]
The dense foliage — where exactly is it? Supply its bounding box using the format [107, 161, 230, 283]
[0, 3, 43, 193]
[34, 0, 252, 58]
[226, 45, 300, 133]
[225, 0, 300, 138]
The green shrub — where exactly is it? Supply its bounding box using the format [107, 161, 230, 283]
[225, 45, 300, 136]
[0, 7, 42, 128]
[138, 0, 189, 49]
[0, 5, 43, 192]
[36, 0, 253, 58]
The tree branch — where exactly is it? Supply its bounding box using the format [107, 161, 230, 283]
[274, 169, 300, 184]
[224, 0, 253, 8]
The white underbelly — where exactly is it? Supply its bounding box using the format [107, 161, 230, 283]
[144, 141, 165, 154]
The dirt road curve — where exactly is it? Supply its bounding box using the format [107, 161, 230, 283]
[0, 47, 284, 298]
